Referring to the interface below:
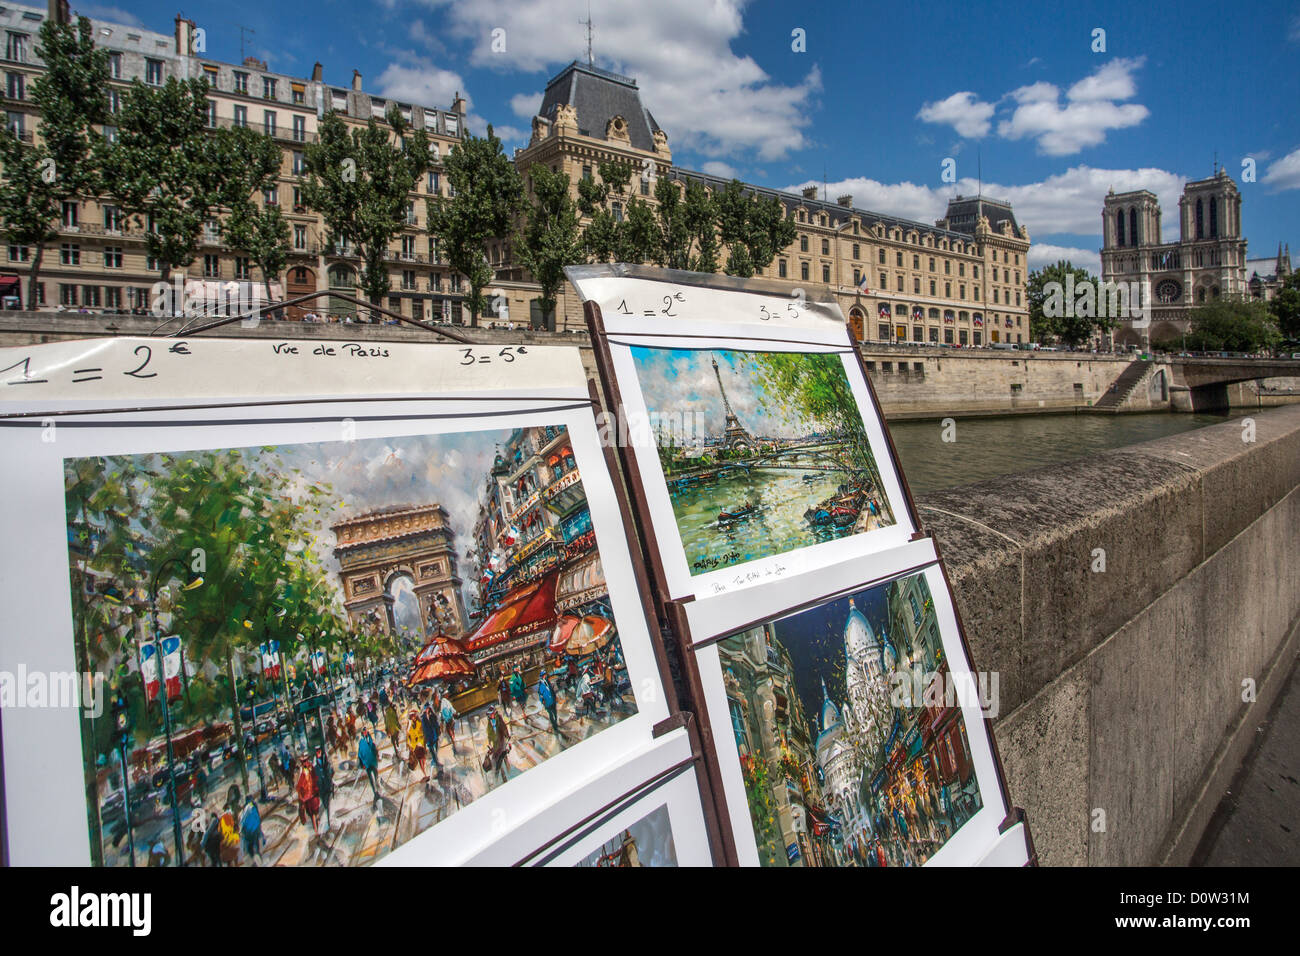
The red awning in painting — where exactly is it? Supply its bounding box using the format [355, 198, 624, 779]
[465, 569, 559, 652]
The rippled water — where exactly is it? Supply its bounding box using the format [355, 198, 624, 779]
[887, 411, 1234, 495]
[671, 468, 861, 572]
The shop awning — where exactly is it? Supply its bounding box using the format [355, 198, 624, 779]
[465, 569, 559, 653]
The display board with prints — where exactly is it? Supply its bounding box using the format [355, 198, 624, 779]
[0, 334, 714, 867]
[569, 263, 1035, 868]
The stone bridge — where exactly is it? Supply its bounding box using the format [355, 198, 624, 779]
[1163, 357, 1300, 412]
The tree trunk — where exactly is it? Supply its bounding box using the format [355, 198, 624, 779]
[26, 245, 44, 310]
[263, 274, 274, 323]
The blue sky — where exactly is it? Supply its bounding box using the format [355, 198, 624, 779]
[630, 346, 831, 441]
[93, 0, 1300, 274]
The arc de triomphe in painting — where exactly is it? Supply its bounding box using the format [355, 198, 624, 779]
[331, 504, 466, 639]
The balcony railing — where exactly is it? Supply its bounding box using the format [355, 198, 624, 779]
[205, 115, 317, 143]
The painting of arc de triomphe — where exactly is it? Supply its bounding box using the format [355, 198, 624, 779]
[331, 504, 467, 639]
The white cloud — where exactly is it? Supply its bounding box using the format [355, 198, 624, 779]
[917, 91, 996, 138]
[786, 164, 1188, 246]
[997, 58, 1149, 155]
[374, 60, 468, 112]
[1262, 147, 1300, 191]
[1027, 243, 1101, 277]
[701, 160, 737, 179]
[74, 3, 146, 28]
[416, 0, 822, 160]
[510, 91, 543, 118]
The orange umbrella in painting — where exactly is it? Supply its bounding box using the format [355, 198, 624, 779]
[564, 615, 614, 656]
[549, 616, 582, 654]
[409, 634, 475, 686]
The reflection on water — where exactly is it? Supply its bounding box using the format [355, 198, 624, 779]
[672, 468, 855, 572]
[888, 412, 1234, 495]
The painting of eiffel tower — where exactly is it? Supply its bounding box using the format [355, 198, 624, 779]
[712, 352, 756, 450]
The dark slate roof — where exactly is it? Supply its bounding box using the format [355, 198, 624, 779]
[668, 167, 979, 246]
[942, 195, 1020, 236]
[538, 61, 662, 152]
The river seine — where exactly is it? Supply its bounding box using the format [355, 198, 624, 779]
[887, 411, 1234, 495]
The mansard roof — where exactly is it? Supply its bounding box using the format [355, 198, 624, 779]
[538, 60, 662, 151]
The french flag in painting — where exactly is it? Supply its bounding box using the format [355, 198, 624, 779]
[261, 640, 281, 679]
[501, 524, 519, 547]
[140, 642, 160, 702]
[312, 649, 327, 675]
[161, 637, 183, 701]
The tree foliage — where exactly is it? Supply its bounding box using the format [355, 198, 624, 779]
[1026, 260, 1112, 347]
[715, 180, 796, 278]
[1159, 298, 1281, 353]
[219, 127, 290, 313]
[515, 163, 581, 329]
[0, 16, 109, 308]
[1268, 270, 1300, 344]
[301, 105, 430, 314]
[427, 125, 522, 326]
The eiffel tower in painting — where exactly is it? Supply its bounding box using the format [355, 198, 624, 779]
[711, 353, 755, 450]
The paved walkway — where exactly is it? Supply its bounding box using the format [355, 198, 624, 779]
[1193, 652, 1300, 866]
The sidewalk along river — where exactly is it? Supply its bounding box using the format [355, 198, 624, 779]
[887, 411, 1233, 495]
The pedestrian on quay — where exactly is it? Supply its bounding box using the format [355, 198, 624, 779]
[509, 664, 527, 716]
[497, 670, 512, 714]
[383, 700, 403, 764]
[440, 695, 458, 752]
[537, 670, 560, 735]
[357, 727, 381, 803]
[484, 705, 511, 784]
[406, 707, 430, 782]
[239, 795, 265, 864]
[577, 668, 597, 719]
[420, 701, 441, 773]
[296, 756, 322, 833]
[315, 746, 335, 829]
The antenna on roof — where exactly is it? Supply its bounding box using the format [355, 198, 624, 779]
[580, 2, 593, 68]
[977, 145, 982, 199]
[239, 24, 255, 62]
[823, 163, 828, 202]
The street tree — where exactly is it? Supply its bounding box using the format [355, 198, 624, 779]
[715, 180, 795, 278]
[302, 105, 430, 319]
[220, 127, 291, 315]
[576, 159, 632, 263]
[427, 125, 523, 326]
[0, 16, 109, 308]
[1176, 299, 1281, 353]
[515, 163, 581, 329]
[1026, 260, 1111, 347]
[1268, 270, 1300, 343]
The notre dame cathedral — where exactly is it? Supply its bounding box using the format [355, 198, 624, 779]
[1101, 169, 1253, 346]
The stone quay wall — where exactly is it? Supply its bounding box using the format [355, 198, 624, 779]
[921, 404, 1300, 865]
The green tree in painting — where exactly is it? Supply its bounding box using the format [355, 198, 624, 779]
[744, 352, 885, 498]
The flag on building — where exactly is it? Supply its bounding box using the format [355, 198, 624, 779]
[856, 273, 870, 294]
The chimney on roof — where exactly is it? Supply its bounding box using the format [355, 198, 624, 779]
[174, 16, 197, 56]
[837, 194, 852, 207]
[48, 0, 69, 26]
[312, 62, 323, 82]
[352, 70, 363, 92]
[801, 186, 818, 200]
[451, 90, 466, 115]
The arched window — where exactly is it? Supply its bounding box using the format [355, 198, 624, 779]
[1209, 198, 1218, 238]
[1129, 207, 1138, 246]
[1195, 198, 1204, 239]
[1116, 210, 1125, 246]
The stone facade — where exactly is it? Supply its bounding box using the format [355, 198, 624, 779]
[1102, 170, 1251, 346]
[3, 5, 1031, 343]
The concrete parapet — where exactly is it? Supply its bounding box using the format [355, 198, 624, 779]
[919, 403, 1300, 864]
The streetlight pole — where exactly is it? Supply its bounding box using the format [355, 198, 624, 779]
[147, 555, 202, 867]
[245, 683, 268, 801]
